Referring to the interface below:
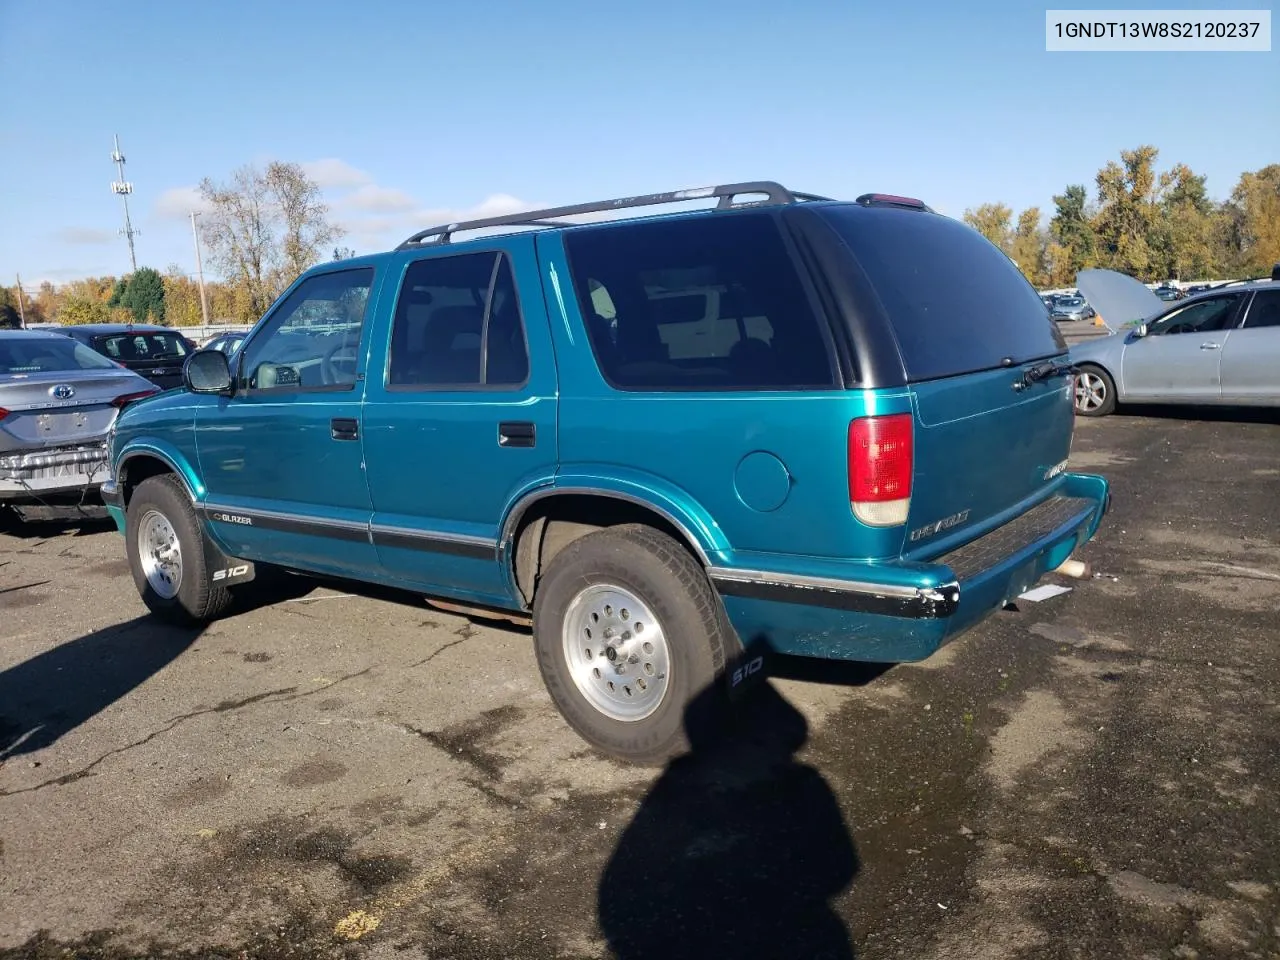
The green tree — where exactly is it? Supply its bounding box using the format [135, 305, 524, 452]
[963, 203, 1014, 254]
[0, 288, 21, 329]
[1049, 184, 1098, 283]
[117, 267, 167, 324]
[1152, 164, 1215, 280]
[1010, 207, 1049, 287]
[1092, 146, 1161, 279]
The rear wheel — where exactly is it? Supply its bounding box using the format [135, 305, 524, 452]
[1074, 365, 1116, 417]
[532, 524, 734, 765]
[126, 474, 234, 624]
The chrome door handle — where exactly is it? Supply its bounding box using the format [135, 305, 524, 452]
[1199, 342, 1221, 350]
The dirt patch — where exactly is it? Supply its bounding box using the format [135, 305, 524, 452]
[279, 758, 348, 788]
[986, 690, 1072, 791]
[164, 776, 233, 809]
[241, 652, 272, 663]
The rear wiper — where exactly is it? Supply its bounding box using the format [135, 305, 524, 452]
[1017, 360, 1078, 390]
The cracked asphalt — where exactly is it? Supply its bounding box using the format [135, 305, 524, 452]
[1, 402, 1278, 959]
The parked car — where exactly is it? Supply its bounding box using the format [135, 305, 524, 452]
[1070, 269, 1280, 416]
[102, 180, 1110, 763]
[1049, 296, 1095, 322]
[58, 324, 196, 391]
[1152, 284, 1183, 302]
[1, 330, 158, 518]
[202, 331, 247, 356]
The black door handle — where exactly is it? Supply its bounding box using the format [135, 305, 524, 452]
[498, 421, 535, 448]
[331, 417, 359, 441]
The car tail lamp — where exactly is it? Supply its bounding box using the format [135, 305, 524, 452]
[848, 414, 913, 526]
[112, 389, 160, 409]
[0, 407, 8, 423]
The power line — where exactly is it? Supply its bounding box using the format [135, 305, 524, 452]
[110, 134, 139, 272]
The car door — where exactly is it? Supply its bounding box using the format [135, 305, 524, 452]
[1220, 290, 1280, 404]
[1120, 294, 1244, 402]
[360, 236, 558, 607]
[193, 266, 382, 576]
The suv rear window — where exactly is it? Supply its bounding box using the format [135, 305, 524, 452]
[563, 213, 836, 391]
[92, 332, 192, 362]
[818, 206, 1066, 382]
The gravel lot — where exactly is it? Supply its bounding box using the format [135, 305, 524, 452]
[2, 396, 1278, 959]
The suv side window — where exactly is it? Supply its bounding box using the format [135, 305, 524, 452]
[388, 252, 529, 389]
[563, 213, 836, 391]
[1146, 295, 1241, 336]
[237, 268, 375, 392]
[1243, 290, 1280, 329]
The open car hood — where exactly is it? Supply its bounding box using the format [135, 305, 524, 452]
[1076, 269, 1166, 330]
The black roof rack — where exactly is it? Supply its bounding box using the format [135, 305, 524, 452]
[395, 180, 833, 249]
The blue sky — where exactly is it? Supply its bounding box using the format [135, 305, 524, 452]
[1, 0, 1275, 286]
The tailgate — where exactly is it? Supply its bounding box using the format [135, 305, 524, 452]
[904, 365, 1075, 555]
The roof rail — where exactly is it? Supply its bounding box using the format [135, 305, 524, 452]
[395, 180, 832, 249]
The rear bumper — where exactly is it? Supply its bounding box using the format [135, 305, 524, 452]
[0, 443, 110, 503]
[711, 472, 1110, 663]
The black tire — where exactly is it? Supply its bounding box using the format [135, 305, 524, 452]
[532, 523, 735, 766]
[1074, 364, 1117, 417]
[125, 474, 234, 624]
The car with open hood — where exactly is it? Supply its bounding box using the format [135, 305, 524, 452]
[1069, 269, 1280, 416]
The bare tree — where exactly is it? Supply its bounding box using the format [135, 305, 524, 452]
[198, 162, 341, 317]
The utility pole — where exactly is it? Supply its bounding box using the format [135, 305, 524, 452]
[15, 274, 27, 327]
[110, 134, 139, 272]
[190, 211, 211, 326]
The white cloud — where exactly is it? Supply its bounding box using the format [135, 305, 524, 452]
[341, 184, 419, 214]
[56, 227, 114, 245]
[154, 185, 211, 220]
[301, 158, 373, 190]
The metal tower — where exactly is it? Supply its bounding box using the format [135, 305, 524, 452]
[110, 134, 139, 272]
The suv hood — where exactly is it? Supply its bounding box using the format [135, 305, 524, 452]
[1076, 269, 1165, 330]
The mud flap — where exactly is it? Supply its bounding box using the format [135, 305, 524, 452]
[203, 536, 256, 587]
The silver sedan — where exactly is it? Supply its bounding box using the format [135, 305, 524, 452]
[1069, 271, 1280, 416]
[1, 330, 159, 516]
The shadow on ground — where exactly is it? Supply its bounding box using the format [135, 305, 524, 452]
[0, 616, 202, 762]
[599, 679, 860, 960]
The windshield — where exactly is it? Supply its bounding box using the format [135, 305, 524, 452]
[92, 332, 192, 362]
[1056, 297, 1084, 308]
[0, 336, 121, 375]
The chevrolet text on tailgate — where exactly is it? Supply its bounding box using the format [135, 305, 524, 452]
[102, 181, 1110, 764]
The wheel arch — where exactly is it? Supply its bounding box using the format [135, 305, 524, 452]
[500, 487, 720, 609]
[116, 444, 200, 507]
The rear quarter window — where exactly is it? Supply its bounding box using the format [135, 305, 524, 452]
[818, 206, 1067, 382]
[563, 212, 837, 391]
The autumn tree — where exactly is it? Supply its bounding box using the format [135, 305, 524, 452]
[963, 203, 1014, 254]
[1223, 164, 1280, 276]
[198, 161, 340, 317]
[1010, 207, 1050, 287]
[1092, 146, 1162, 278]
[1048, 185, 1097, 284]
[162, 265, 204, 327]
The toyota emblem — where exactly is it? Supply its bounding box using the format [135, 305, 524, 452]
[51, 384, 76, 400]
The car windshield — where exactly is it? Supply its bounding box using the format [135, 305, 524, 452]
[1056, 297, 1084, 308]
[92, 331, 192, 362]
[0, 336, 121, 375]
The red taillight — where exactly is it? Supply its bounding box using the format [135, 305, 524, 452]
[112, 389, 160, 409]
[848, 414, 913, 526]
[0, 407, 8, 422]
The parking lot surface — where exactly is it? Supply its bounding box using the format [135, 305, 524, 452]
[2, 404, 1278, 959]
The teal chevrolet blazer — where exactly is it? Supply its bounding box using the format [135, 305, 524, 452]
[101, 181, 1110, 764]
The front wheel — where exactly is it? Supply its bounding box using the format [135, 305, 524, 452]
[1074, 366, 1117, 417]
[532, 524, 735, 765]
[126, 474, 234, 624]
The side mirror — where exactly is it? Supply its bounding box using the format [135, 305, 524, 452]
[1133, 322, 1149, 339]
[184, 349, 233, 394]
